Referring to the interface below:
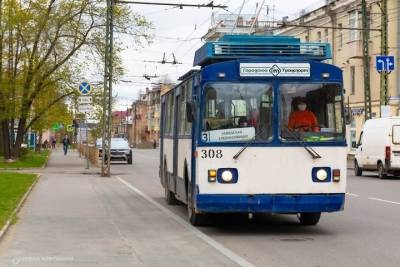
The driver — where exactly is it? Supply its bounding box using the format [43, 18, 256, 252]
[288, 98, 319, 132]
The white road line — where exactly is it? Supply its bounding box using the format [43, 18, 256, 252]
[116, 176, 255, 267]
[346, 193, 359, 197]
[368, 197, 400, 205]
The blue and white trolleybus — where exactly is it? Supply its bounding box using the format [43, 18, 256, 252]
[159, 35, 346, 226]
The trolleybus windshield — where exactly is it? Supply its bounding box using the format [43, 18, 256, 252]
[280, 83, 345, 142]
[202, 82, 273, 143]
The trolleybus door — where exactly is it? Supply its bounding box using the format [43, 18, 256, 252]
[172, 89, 181, 193]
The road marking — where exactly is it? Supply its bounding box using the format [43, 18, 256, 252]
[368, 197, 400, 205]
[116, 176, 255, 267]
[346, 193, 359, 197]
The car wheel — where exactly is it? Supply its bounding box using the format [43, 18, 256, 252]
[378, 162, 387, 179]
[187, 182, 208, 226]
[298, 212, 321, 226]
[354, 160, 362, 176]
[127, 156, 132, 165]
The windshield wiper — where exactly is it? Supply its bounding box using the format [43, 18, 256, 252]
[233, 128, 263, 160]
[283, 126, 322, 159]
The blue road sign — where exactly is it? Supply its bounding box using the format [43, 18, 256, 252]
[79, 82, 92, 95]
[376, 56, 395, 72]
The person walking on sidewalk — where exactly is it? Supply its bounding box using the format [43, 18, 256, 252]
[62, 135, 70, 155]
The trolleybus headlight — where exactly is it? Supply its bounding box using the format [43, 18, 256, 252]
[216, 168, 238, 183]
[312, 167, 331, 182]
[316, 169, 328, 181]
[221, 170, 233, 182]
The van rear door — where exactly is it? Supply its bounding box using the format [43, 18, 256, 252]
[390, 125, 400, 168]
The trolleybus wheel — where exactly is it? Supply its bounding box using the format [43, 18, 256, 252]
[298, 212, 321, 226]
[378, 162, 387, 179]
[164, 168, 179, 205]
[354, 160, 362, 176]
[187, 182, 208, 226]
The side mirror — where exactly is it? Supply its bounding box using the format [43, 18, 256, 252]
[186, 102, 195, 123]
[351, 141, 358, 148]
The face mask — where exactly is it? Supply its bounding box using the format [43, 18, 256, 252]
[298, 104, 307, 111]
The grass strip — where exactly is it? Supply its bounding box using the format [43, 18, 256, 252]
[0, 172, 37, 229]
[0, 150, 50, 169]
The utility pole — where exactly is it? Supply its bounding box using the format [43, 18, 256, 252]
[101, 0, 114, 177]
[380, 0, 389, 108]
[361, 0, 372, 121]
[101, 0, 227, 176]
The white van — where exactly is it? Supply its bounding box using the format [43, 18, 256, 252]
[354, 117, 400, 178]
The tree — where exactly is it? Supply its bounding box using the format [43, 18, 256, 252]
[0, 0, 152, 159]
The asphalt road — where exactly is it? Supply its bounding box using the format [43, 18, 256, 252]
[115, 149, 400, 267]
[1, 149, 400, 267]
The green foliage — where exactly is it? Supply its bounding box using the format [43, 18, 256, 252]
[0, 150, 50, 169]
[0, 172, 37, 228]
[0, 0, 153, 157]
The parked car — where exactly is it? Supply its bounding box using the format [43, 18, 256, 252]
[97, 138, 132, 164]
[354, 117, 400, 178]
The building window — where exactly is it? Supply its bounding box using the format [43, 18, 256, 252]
[349, 10, 359, 41]
[324, 29, 329, 42]
[317, 31, 321, 42]
[350, 66, 355, 95]
[338, 23, 343, 48]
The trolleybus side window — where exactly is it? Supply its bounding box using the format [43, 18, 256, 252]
[165, 92, 174, 137]
[280, 83, 345, 142]
[178, 80, 193, 137]
[202, 82, 273, 143]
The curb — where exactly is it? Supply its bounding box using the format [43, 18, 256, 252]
[0, 173, 41, 242]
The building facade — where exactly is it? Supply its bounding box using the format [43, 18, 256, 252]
[275, 0, 400, 152]
[131, 87, 163, 146]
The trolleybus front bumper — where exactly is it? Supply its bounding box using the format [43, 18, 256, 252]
[196, 193, 345, 213]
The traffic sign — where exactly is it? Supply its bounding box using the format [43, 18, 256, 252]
[78, 96, 93, 104]
[78, 82, 92, 95]
[376, 56, 395, 72]
[51, 122, 61, 132]
[78, 104, 93, 113]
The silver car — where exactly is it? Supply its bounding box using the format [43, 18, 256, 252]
[97, 138, 132, 164]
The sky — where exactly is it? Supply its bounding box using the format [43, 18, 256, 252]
[113, 0, 329, 110]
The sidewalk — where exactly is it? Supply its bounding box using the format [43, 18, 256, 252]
[0, 149, 236, 267]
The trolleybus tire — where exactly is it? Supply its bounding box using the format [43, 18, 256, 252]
[298, 212, 321, 226]
[187, 182, 208, 226]
[378, 162, 387, 179]
[354, 160, 362, 176]
[163, 168, 179, 205]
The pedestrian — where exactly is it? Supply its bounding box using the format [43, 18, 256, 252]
[51, 136, 56, 149]
[62, 135, 70, 155]
[153, 139, 157, 149]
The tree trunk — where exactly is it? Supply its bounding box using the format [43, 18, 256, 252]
[12, 116, 27, 158]
[36, 129, 42, 152]
[1, 119, 11, 159]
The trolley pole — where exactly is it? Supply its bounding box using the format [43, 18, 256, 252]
[361, 0, 372, 121]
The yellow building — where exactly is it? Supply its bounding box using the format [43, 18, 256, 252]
[275, 0, 400, 152]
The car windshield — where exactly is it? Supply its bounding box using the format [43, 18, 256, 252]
[202, 82, 273, 143]
[111, 138, 129, 149]
[280, 83, 345, 142]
